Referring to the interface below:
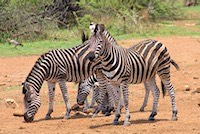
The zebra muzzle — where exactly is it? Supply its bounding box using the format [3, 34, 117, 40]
[77, 99, 84, 106]
[24, 112, 34, 122]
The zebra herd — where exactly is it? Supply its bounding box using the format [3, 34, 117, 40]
[22, 23, 179, 126]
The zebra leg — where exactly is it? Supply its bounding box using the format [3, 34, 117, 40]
[45, 82, 56, 120]
[162, 80, 178, 121]
[105, 89, 115, 116]
[92, 71, 107, 117]
[121, 82, 131, 126]
[83, 99, 89, 112]
[89, 88, 97, 108]
[92, 87, 106, 117]
[139, 83, 150, 112]
[145, 78, 160, 121]
[111, 83, 122, 125]
[101, 93, 108, 114]
[58, 80, 71, 119]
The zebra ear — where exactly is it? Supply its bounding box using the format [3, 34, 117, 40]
[22, 82, 31, 94]
[89, 22, 96, 33]
[25, 83, 31, 90]
[22, 87, 27, 94]
[98, 24, 105, 33]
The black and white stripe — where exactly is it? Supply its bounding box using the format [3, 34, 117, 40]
[86, 23, 179, 125]
[77, 74, 115, 115]
[22, 39, 101, 122]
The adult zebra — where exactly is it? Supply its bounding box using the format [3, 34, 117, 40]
[22, 33, 101, 122]
[77, 40, 179, 118]
[86, 23, 179, 126]
[77, 58, 179, 115]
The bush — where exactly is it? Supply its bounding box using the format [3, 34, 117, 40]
[0, 0, 184, 42]
[0, 0, 55, 42]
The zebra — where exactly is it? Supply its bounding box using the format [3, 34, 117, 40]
[86, 23, 179, 126]
[77, 73, 115, 116]
[77, 75, 99, 111]
[77, 63, 178, 114]
[22, 33, 101, 122]
[77, 39, 179, 116]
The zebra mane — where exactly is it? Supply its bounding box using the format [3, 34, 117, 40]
[102, 30, 118, 46]
[92, 23, 119, 46]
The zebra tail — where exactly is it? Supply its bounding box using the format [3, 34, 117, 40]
[171, 59, 180, 70]
[161, 81, 166, 98]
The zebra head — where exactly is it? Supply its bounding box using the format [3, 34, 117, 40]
[77, 79, 99, 106]
[22, 82, 41, 122]
[87, 23, 106, 62]
[77, 80, 92, 105]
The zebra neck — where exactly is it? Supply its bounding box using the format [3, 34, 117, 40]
[101, 46, 127, 81]
[25, 55, 48, 93]
[25, 73, 45, 94]
[98, 30, 128, 81]
[102, 30, 118, 46]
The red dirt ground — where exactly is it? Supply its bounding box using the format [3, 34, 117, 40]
[0, 36, 200, 134]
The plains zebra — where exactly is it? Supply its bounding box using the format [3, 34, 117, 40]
[77, 75, 99, 111]
[86, 23, 178, 126]
[22, 34, 101, 122]
[77, 62, 179, 113]
[77, 40, 179, 117]
[77, 74, 115, 115]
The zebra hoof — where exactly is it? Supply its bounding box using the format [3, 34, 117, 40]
[105, 112, 111, 116]
[45, 115, 51, 120]
[92, 114, 97, 118]
[139, 108, 145, 112]
[171, 116, 178, 121]
[63, 115, 70, 120]
[123, 121, 131, 126]
[112, 120, 119, 125]
[83, 108, 88, 113]
[148, 116, 155, 121]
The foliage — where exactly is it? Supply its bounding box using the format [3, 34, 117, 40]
[0, 0, 184, 43]
[0, 0, 56, 42]
[76, 0, 183, 35]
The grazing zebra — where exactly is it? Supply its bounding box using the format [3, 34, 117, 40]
[77, 75, 99, 111]
[77, 74, 115, 116]
[22, 34, 101, 122]
[86, 23, 179, 126]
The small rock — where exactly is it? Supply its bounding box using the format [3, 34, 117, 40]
[198, 103, 200, 107]
[193, 77, 199, 79]
[13, 110, 24, 117]
[0, 83, 6, 86]
[5, 98, 19, 109]
[196, 87, 200, 93]
[184, 85, 190, 91]
[19, 126, 25, 129]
